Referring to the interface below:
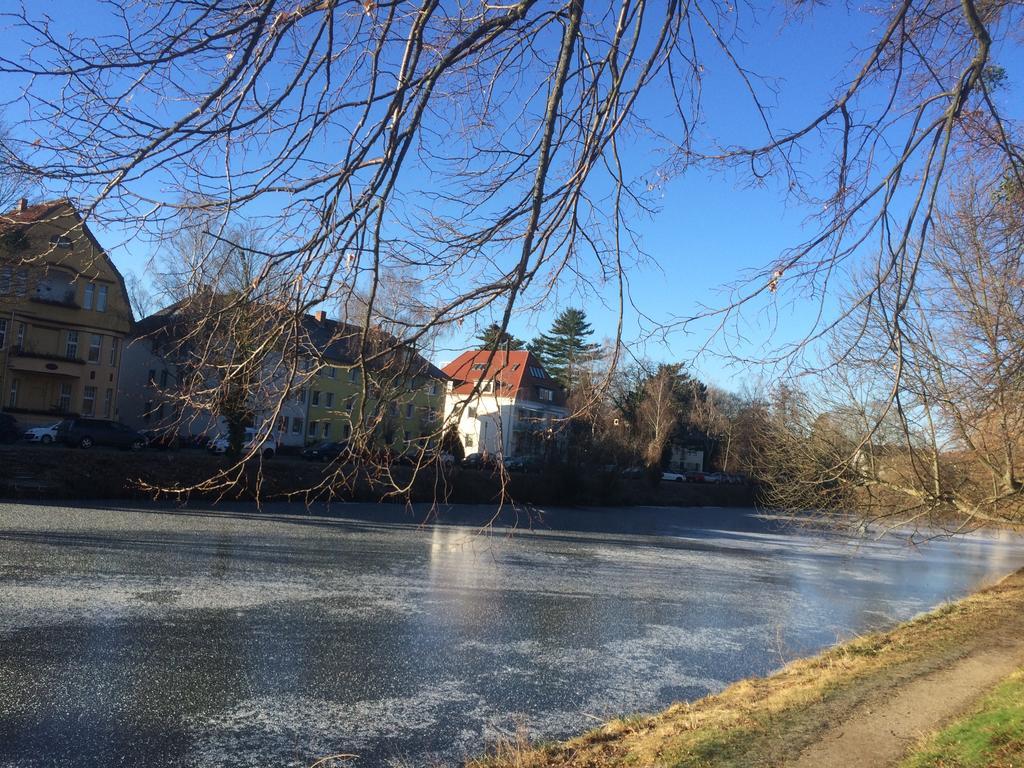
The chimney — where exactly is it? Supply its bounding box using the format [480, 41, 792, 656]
[314, 310, 327, 323]
[17, 198, 27, 213]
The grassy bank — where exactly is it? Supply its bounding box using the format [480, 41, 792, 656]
[898, 669, 1024, 768]
[468, 569, 1024, 768]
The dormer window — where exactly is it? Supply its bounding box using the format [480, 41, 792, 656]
[472, 362, 487, 371]
[49, 234, 73, 248]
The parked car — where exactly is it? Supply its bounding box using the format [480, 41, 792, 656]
[0, 414, 20, 443]
[503, 456, 528, 472]
[207, 427, 277, 458]
[620, 466, 646, 479]
[661, 470, 686, 483]
[142, 428, 181, 450]
[56, 418, 147, 450]
[703, 472, 725, 484]
[461, 452, 497, 470]
[685, 470, 706, 483]
[301, 441, 350, 463]
[23, 421, 60, 444]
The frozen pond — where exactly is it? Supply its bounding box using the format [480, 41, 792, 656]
[1, 501, 1023, 767]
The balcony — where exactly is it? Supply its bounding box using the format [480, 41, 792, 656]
[6, 347, 84, 377]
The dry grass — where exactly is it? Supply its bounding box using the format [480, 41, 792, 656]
[467, 570, 1024, 768]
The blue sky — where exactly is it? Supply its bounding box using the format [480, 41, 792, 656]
[4, 2, 1022, 392]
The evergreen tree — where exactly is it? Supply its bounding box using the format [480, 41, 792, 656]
[476, 322, 524, 350]
[528, 308, 601, 391]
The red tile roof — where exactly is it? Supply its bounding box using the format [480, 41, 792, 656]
[0, 199, 72, 232]
[442, 349, 564, 404]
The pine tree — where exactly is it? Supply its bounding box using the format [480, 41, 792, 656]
[528, 308, 601, 391]
[476, 322, 524, 350]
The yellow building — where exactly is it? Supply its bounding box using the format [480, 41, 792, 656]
[297, 312, 447, 451]
[0, 199, 133, 428]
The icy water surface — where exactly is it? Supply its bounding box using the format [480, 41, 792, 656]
[1, 501, 1023, 767]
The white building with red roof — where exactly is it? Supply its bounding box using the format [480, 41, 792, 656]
[441, 349, 568, 460]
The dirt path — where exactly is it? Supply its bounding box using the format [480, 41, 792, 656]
[789, 636, 1024, 768]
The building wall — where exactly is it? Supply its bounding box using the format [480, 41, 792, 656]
[119, 326, 448, 452]
[119, 334, 309, 446]
[302, 365, 445, 451]
[1, 203, 132, 428]
[443, 387, 568, 459]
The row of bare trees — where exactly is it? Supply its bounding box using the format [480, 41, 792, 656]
[0, 0, 1021, 525]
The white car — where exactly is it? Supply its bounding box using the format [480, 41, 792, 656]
[661, 470, 686, 482]
[207, 428, 277, 458]
[23, 422, 61, 444]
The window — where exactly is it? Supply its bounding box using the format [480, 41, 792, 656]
[405, 403, 414, 419]
[109, 337, 119, 367]
[160, 370, 169, 387]
[103, 388, 113, 418]
[83, 283, 95, 310]
[348, 368, 360, 383]
[538, 387, 554, 402]
[325, 392, 335, 408]
[16, 323, 25, 349]
[343, 423, 351, 439]
[82, 386, 96, 416]
[0, 267, 10, 294]
[468, 407, 477, 419]
[0, 319, 6, 350]
[65, 330, 79, 360]
[428, 381, 439, 396]
[312, 390, 321, 406]
[88, 334, 102, 363]
[36, 269, 75, 305]
[389, 401, 398, 417]
[58, 383, 72, 413]
[465, 433, 474, 448]
[345, 396, 354, 413]
[472, 363, 487, 371]
[14, 269, 27, 296]
[7, 378, 18, 408]
[529, 366, 546, 378]
[96, 285, 108, 312]
[296, 388, 307, 404]
[322, 422, 330, 438]
[308, 420, 318, 436]
[290, 418, 304, 434]
[281, 416, 290, 433]
[326, 366, 337, 379]
[49, 234, 73, 248]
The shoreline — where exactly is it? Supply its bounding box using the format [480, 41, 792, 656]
[467, 567, 1024, 768]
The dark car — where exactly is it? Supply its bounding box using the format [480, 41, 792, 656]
[0, 414, 20, 443]
[142, 428, 181, 450]
[301, 441, 350, 463]
[461, 452, 498, 470]
[56, 418, 147, 450]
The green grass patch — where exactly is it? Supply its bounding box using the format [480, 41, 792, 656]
[899, 669, 1024, 768]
